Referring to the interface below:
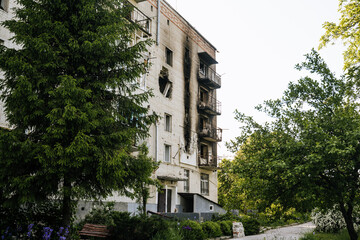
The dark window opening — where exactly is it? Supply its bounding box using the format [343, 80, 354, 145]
[166, 47, 173, 66]
[159, 76, 172, 98]
[200, 144, 209, 159]
[199, 88, 208, 102]
[199, 61, 207, 76]
[165, 114, 172, 132]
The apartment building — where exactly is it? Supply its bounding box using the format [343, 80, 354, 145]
[0, 0, 225, 215]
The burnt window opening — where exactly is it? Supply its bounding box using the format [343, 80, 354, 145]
[199, 61, 208, 76]
[159, 76, 172, 98]
[199, 88, 208, 103]
[0, 39, 4, 46]
[166, 47, 173, 66]
[167, 19, 170, 25]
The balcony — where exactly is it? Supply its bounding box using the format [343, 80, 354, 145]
[129, 5, 151, 35]
[199, 127, 222, 142]
[198, 97, 221, 115]
[198, 155, 219, 170]
[198, 66, 221, 89]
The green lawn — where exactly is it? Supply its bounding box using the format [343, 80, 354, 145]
[300, 230, 360, 240]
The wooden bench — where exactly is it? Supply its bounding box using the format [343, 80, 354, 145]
[79, 224, 111, 239]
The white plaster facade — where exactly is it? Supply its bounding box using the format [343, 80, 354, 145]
[0, 0, 224, 214]
[117, 0, 223, 214]
[0, 0, 17, 129]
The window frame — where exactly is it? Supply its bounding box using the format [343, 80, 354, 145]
[165, 113, 172, 132]
[184, 169, 190, 192]
[164, 144, 171, 163]
[165, 47, 173, 66]
[200, 173, 209, 196]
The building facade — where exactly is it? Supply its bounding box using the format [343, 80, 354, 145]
[0, 0, 224, 215]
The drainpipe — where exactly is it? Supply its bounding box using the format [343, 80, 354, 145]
[156, 0, 160, 45]
[165, 185, 168, 213]
[155, 122, 158, 161]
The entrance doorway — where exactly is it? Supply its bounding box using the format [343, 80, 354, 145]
[157, 189, 172, 213]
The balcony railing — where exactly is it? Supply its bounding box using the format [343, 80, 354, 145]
[198, 155, 218, 170]
[199, 127, 222, 142]
[198, 67, 221, 89]
[198, 96, 221, 115]
[129, 5, 151, 34]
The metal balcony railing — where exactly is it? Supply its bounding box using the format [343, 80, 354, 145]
[198, 96, 221, 115]
[129, 5, 151, 34]
[198, 155, 218, 169]
[198, 67, 221, 89]
[199, 127, 222, 142]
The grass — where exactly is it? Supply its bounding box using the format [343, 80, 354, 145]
[300, 229, 360, 240]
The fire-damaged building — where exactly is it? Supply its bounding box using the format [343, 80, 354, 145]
[0, 0, 225, 216]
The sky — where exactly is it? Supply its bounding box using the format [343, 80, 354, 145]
[166, 0, 345, 158]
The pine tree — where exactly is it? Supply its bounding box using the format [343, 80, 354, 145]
[0, 0, 157, 225]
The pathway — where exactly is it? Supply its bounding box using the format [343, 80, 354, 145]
[234, 222, 316, 240]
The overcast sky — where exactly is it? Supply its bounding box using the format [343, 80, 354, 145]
[166, 0, 345, 158]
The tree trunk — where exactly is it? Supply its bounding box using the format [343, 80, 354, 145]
[339, 202, 358, 240]
[62, 177, 72, 226]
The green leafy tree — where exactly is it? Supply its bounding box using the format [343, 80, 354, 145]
[0, 0, 158, 225]
[218, 158, 258, 212]
[228, 50, 360, 240]
[132, 144, 161, 216]
[320, 0, 360, 69]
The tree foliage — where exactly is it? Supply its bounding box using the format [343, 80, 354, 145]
[228, 50, 360, 240]
[218, 158, 258, 212]
[0, 0, 158, 225]
[320, 0, 360, 69]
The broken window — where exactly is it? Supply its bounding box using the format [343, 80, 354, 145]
[199, 88, 208, 103]
[200, 144, 209, 160]
[166, 47, 173, 66]
[199, 61, 207, 76]
[159, 76, 172, 98]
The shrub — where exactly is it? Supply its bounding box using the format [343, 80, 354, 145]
[152, 222, 182, 240]
[219, 221, 232, 236]
[78, 204, 171, 240]
[0, 201, 65, 239]
[201, 221, 222, 238]
[311, 206, 349, 233]
[241, 216, 260, 235]
[180, 220, 205, 240]
[109, 213, 170, 240]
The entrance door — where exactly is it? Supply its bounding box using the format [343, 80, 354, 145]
[157, 189, 172, 213]
[167, 189, 172, 213]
